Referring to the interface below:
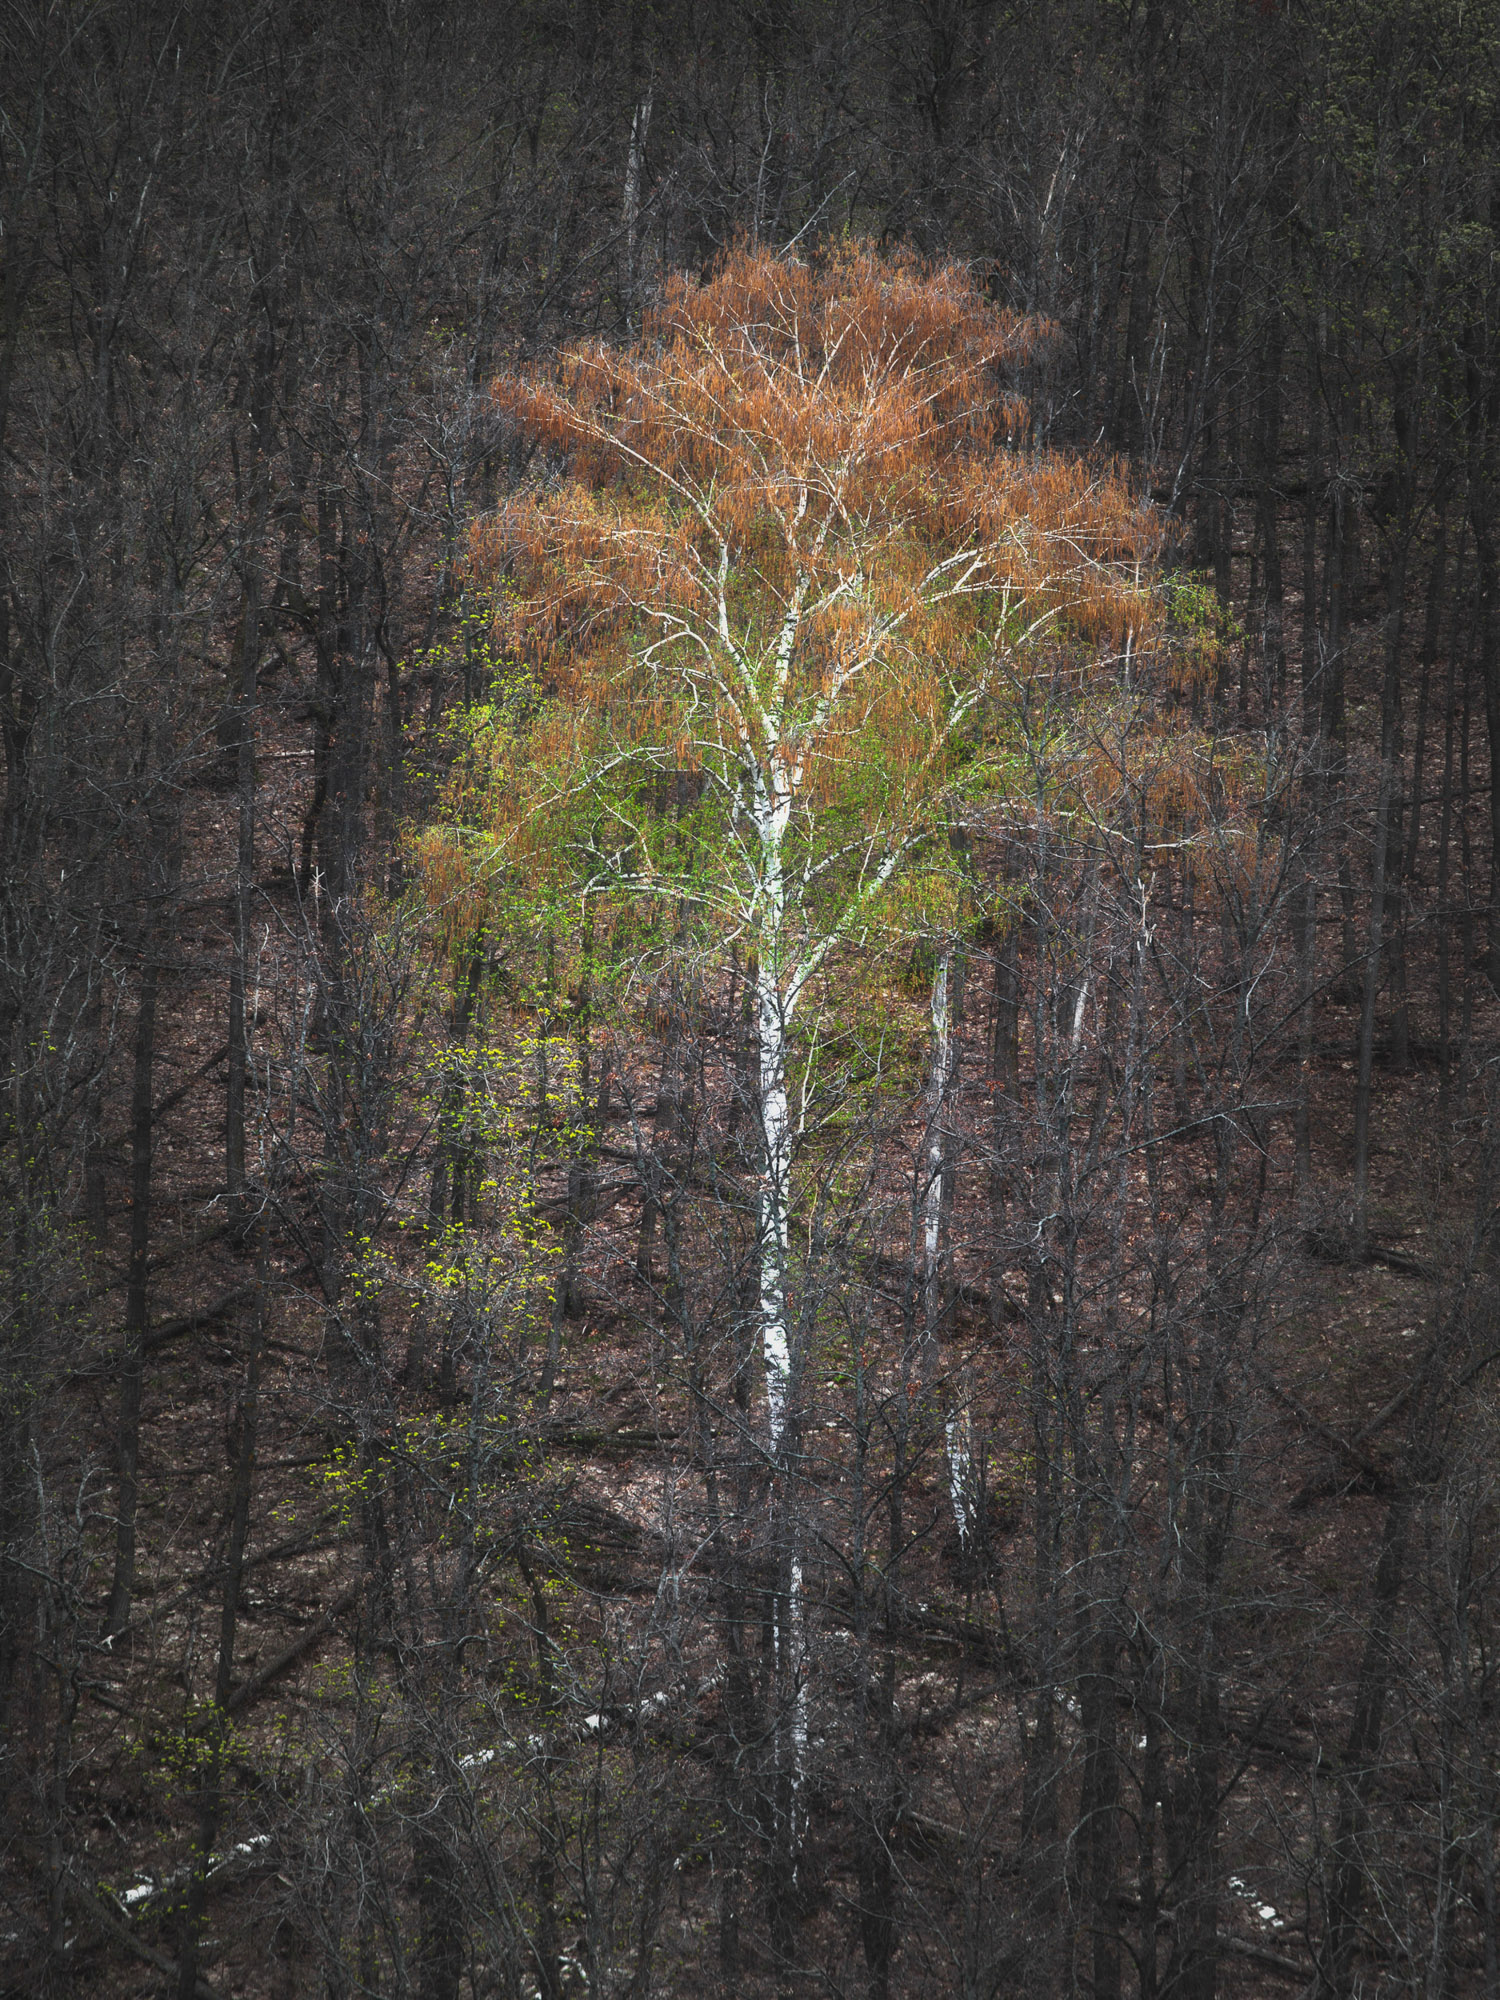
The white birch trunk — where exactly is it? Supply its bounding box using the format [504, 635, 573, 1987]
[925, 949, 974, 1547]
[756, 843, 794, 1452]
[922, 950, 951, 1350]
[753, 781, 807, 1857]
[622, 89, 653, 327]
[946, 1400, 975, 1547]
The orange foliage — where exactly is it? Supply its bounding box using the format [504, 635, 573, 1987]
[472, 239, 1162, 764]
[438, 238, 1189, 984]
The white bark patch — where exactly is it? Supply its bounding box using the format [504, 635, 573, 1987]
[757, 946, 793, 1452]
[923, 950, 950, 1334]
[946, 1404, 974, 1547]
[925, 951, 975, 1545]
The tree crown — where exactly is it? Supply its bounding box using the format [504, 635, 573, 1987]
[429, 241, 1164, 962]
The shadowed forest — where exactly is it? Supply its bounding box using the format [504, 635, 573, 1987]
[5, 3, 1500, 1996]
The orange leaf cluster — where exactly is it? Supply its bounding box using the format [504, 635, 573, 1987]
[475, 239, 1162, 722]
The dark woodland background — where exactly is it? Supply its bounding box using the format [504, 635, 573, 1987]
[5, 2, 1500, 1995]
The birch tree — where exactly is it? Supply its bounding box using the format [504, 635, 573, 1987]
[429, 238, 1158, 1833]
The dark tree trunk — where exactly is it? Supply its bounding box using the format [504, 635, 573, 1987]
[176, 1249, 264, 2000]
[105, 941, 163, 1639]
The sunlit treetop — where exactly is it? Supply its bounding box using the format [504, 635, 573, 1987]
[478, 238, 1159, 702]
[431, 240, 1170, 952]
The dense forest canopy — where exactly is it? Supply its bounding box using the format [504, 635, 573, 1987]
[4, 2, 1500, 1996]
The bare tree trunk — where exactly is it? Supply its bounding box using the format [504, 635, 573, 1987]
[634, 971, 683, 1286]
[1388, 520, 1449, 1071]
[1466, 343, 1500, 987]
[987, 917, 1022, 1329]
[226, 574, 260, 1229]
[1436, 535, 1470, 1127]
[226, 315, 273, 1225]
[105, 938, 163, 1639]
[1255, 310, 1287, 712]
[1352, 508, 1411, 1253]
[544, 1066, 606, 1402]
[922, 946, 973, 1543]
[1319, 1483, 1415, 1999]
[176, 1242, 265, 1999]
[622, 87, 654, 332]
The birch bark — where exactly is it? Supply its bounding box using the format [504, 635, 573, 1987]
[922, 948, 976, 1545]
[750, 745, 808, 1860]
